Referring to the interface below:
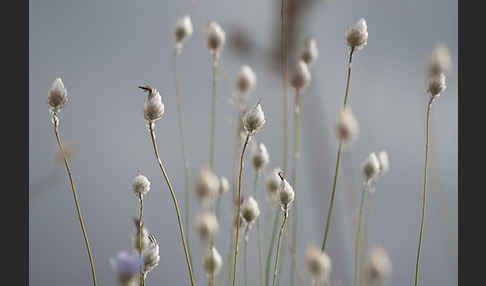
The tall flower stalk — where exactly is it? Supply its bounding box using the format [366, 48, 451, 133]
[254, 175, 264, 286]
[47, 78, 97, 286]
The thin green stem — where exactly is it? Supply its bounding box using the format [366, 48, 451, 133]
[210, 54, 218, 171]
[148, 124, 195, 286]
[139, 193, 145, 286]
[353, 187, 367, 286]
[52, 115, 97, 286]
[174, 48, 193, 270]
[272, 210, 288, 286]
[290, 89, 301, 286]
[281, 0, 289, 173]
[266, 209, 280, 286]
[321, 47, 355, 252]
[254, 174, 264, 286]
[414, 97, 435, 286]
[233, 133, 251, 286]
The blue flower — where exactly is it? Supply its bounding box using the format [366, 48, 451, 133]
[110, 250, 142, 283]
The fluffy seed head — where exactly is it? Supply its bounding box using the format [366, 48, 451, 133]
[207, 21, 225, 53]
[428, 44, 452, 76]
[244, 103, 266, 134]
[218, 176, 230, 197]
[278, 173, 295, 210]
[301, 37, 319, 67]
[336, 107, 359, 144]
[362, 247, 392, 286]
[140, 86, 164, 123]
[195, 211, 220, 242]
[306, 245, 332, 281]
[362, 152, 380, 182]
[47, 78, 68, 113]
[142, 235, 160, 275]
[291, 60, 312, 89]
[377, 150, 390, 175]
[194, 166, 220, 203]
[132, 172, 150, 197]
[203, 247, 223, 276]
[252, 143, 270, 172]
[236, 65, 257, 94]
[265, 168, 282, 203]
[110, 250, 142, 285]
[174, 15, 193, 44]
[346, 18, 368, 50]
[240, 196, 260, 225]
[427, 73, 446, 96]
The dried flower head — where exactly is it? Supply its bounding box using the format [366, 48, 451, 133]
[345, 18, 368, 50]
[139, 86, 164, 123]
[236, 65, 257, 95]
[195, 211, 220, 242]
[291, 60, 311, 90]
[207, 21, 226, 54]
[132, 227, 150, 252]
[47, 78, 68, 113]
[244, 103, 265, 134]
[265, 168, 282, 203]
[278, 172, 295, 210]
[336, 107, 359, 144]
[194, 166, 220, 204]
[132, 172, 150, 197]
[218, 176, 230, 197]
[203, 246, 223, 276]
[362, 152, 380, 183]
[362, 247, 391, 286]
[428, 44, 452, 76]
[427, 73, 446, 96]
[377, 150, 390, 175]
[174, 15, 193, 46]
[110, 250, 142, 286]
[252, 142, 270, 172]
[240, 196, 261, 225]
[301, 37, 319, 67]
[306, 245, 332, 281]
[142, 235, 160, 276]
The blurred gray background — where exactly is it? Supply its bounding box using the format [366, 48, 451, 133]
[29, 0, 457, 285]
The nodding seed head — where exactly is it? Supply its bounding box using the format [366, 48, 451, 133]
[203, 246, 223, 276]
[427, 73, 446, 97]
[174, 15, 193, 45]
[428, 44, 452, 76]
[252, 142, 270, 172]
[240, 196, 260, 225]
[291, 60, 311, 90]
[243, 102, 265, 134]
[139, 85, 164, 123]
[345, 18, 368, 50]
[207, 21, 225, 53]
[305, 245, 332, 281]
[301, 37, 319, 67]
[236, 65, 257, 95]
[195, 211, 220, 243]
[47, 77, 68, 113]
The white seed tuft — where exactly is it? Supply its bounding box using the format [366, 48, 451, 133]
[236, 65, 257, 95]
[195, 211, 220, 242]
[240, 196, 260, 225]
[427, 73, 446, 96]
[47, 78, 68, 113]
[336, 107, 359, 144]
[291, 60, 312, 90]
[194, 166, 220, 204]
[345, 18, 368, 50]
[265, 168, 281, 203]
[362, 247, 392, 286]
[142, 235, 160, 276]
[203, 246, 223, 276]
[362, 152, 380, 183]
[301, 37, 319, 67]
[207, 21, 225, 54]
[174, 15, 193, 45]
[428, 44, 452, 76]
[306, 245, 332, 281]
[218, 176, 230, 197]
[143, 88, 165, 123]
[252, 142, 270, 172]
[243, 103, 266, 134]
[377, 150, 390, 175]
[279, 174, 295, 210]
[132, 172, 151, 197]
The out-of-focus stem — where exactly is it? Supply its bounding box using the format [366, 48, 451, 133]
[266, 209, 280, 286]
[353, 187, 367, 286]
[139, 193, 145, 286]
[254, 174, 264, 286]
[272, 210, 288, 286]
[210, 53, 218, 171]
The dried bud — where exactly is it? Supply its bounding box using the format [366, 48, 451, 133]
[195, 211, 220, 242]
[427, 73, 446, 96]
[346, 18, 368, 50]
[291, 60, 311, 90]
[244, 103, 265, 134]
[140, 86, 164, 123]
[336, 107, 359, 144]
[142, 235, 160, 276]
[377, 150, 389, 175]
[265, 168, 281, 203]
[278, 173, 295, 210]
[428, 44, 452, 76]
[47, 78, 68, 113]
[218, 176, 230, 197]
[132, 172, 150, 197]
[362, 152, 380, 183]
[306, 245, 332, 281]
[194, 166, 220, 203]
[174, 15, 193, 45]
[207, 21, 225, 53]
[301, 37, 319, 67]
[236, 65, 257, 94]
[240, 196, 260, 225]
[252, 143, 270, 172]
[203, 246, 223, 276]
[362, 247, 391, 286]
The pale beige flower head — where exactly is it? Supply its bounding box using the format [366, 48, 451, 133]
[195, 211, 220, 242]
[427, 73, 446, 97]
[139, 85, 165, 124]
[236, 65, 257, 95]
[336, 107, 359, 144]
[291, 60, 311, 90]
[346, 18, 368, 50]
[265, 168, 282, 204]
[244, 102, 266, 134]
[174, 15, 193, 46]
[240, 196, 260, 225]
[47, 78, 68, 113]
[362, 152, 380, 183]
[252, 142, 270, 172]
[428, 44, 452, 76]
[278, 172, 295, 210]
[203, 246, 223, 276]
[207, 21, 225, 53]
[142, 235, 160, 276]
[306, 245, 332, 281]
[132, 172, 151, 197]
[377, 150, 390, 175]
[362, 247, 392, 286]
[301, 37, 319, 67]
[194, 166, 220, 204]
[218, 176, 230, 197]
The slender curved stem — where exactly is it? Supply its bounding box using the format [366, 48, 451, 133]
[174, 48, 193, 270]
[281, 0, 289, 173]
[254, 174, 264, 286]
[148, 123, 195, 286]
[52, 115, 97, 286]
[272, 210, 288, 286]
[290, 89, 301, 286]
[321, 47, 355, 252]
[353, 187, 367, 286]
[233, 133, 251, 286]
[210, 54, 218, 171]
[139, 194, 145, 286]
[266, 209, 280, 286]
[414, 97, 434, 286]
